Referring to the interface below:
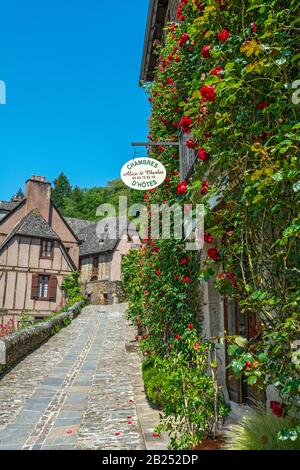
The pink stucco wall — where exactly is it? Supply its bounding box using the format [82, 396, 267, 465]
[110, 233, 141, 282]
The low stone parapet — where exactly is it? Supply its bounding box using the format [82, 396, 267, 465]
[0, 301, 84, 371]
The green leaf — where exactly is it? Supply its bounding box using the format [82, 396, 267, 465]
[247, 375, 258, 385]
[231, 359, 245, 374]
[293, 181, 300, 192]
[228, 344, 239, 356]
[252, 194, 264, 204]
[258, 353, 268, 363]
[234, 336, 248, 347]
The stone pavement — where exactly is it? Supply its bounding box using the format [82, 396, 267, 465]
[0, 304, 166, 450]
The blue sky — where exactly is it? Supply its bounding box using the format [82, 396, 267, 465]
[0, 0, 150, 200]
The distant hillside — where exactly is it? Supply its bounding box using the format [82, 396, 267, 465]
[51, 173, 145, 221]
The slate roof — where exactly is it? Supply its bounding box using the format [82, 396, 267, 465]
[66, 216, 135, 257]
[14, 209, 60, 239]
[0, 200, 24, 212]
[64, 217, 94, 235]
[0, 199, 26, 223]
[0, 209, 60, 253]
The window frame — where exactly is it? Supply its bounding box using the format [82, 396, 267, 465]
[40, 239, 54, 260]
[37, 274, 50, 300]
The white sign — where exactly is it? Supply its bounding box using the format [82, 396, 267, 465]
[121, 158, 166, 190]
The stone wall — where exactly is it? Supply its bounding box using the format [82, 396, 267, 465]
[196, 248, 229, 402]
[83, 280, 126, 305]
[0, 301, 84, 371]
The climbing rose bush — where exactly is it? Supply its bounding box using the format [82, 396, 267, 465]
[123, 0, 300, 446]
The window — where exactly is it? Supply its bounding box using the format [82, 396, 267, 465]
[31, 274, 57, 301]
[179, 132, 197, 182]
[38, 275, 49, 299]
[92, 257, 99, 270]
[91, 256, 99, 281]
[40, 239, 53, 259]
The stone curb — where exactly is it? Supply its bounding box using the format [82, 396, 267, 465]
[0, 301, 85, 370]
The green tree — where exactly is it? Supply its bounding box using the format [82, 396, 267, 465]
[11, 187, 24, 201]
[51, 173, 72, 211]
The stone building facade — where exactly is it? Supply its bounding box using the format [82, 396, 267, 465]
[0, 177, 142, 324]
[66, 217, 142, 305]
[139, 0, 263, 409]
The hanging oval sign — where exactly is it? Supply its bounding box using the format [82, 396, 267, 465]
[121, 157, 166, 191]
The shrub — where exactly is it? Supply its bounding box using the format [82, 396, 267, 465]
[153, 327, 230, 450]
[224, 406, 300, 450]
[142, 358, 166, 407]
[19, 310, 34, 330]
[61, 271, 85, 305]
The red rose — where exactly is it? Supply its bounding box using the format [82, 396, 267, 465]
[211, 66, 223, 77]
[180, 116, 193, 133]
[180, 256, 190, 265]
[245, 361, 252, 369]
[218, 28, 230, 43]
[198, 148, 209, 161]
[270, 401, 285, 418]
[204, 233, 213, 243]
[175, 334, 182, 340]
[207, 248, 219, 262]
[187, 324, 193, 330]
[186, 139, 196, 149]
[256, 101, 270, 110]
[194, 342, 200, 350]
[156, 270, 161, 276]
[251, 22, 257, 33]
[179, 33, 189, 47]
[200, 85, 216, 102]
[202, 45, 212, 58]
[177, 180, 187, 195]
[183, 276, 190, 283]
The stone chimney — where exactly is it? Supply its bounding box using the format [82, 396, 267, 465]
[25, 176, 51, 222]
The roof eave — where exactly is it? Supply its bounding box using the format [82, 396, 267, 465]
[139, 0, 169, 85]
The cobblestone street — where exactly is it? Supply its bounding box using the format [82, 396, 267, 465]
[0, 305, 146, 450]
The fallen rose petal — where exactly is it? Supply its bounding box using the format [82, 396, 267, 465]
[153, 433, 161, 437]
[115, 432, 121, 436]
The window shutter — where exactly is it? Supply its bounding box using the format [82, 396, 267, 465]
[31, 274, 39, 299]
[49, 276, 57, 302]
